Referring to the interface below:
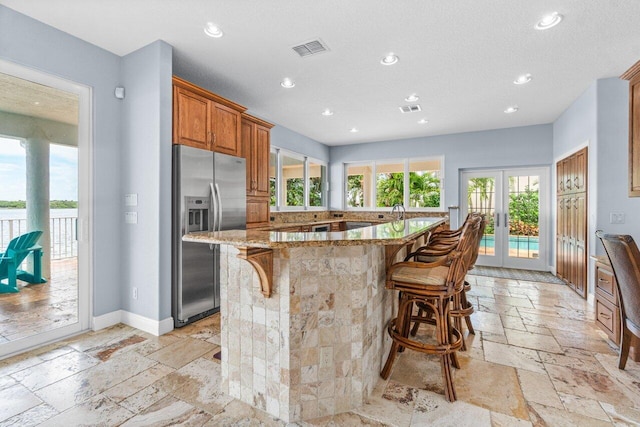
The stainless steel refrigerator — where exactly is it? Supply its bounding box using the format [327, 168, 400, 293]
[172, 145, 246, 328]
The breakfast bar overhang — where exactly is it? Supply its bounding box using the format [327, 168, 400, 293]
[183, 217, 445, 422]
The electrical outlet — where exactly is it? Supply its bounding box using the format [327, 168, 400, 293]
[133, 287, 138, 300]
[610, 211, 625, 224]
[125, 212, 137, 224]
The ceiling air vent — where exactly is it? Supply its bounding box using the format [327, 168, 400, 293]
[292, 39, 329, 57]
[399, 104, 422, 113]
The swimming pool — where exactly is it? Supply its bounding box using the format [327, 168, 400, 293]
[480, 235, 539, 251]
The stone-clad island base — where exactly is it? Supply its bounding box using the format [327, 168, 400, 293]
[183, 217, 446, 422]
[219, 244, 392, 422]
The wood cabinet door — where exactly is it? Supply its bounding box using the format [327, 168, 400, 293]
[574, 148, 587, 192]
[246, 197, 270, 228]
[173, 86, 210, 149]
[556, 197, 565, 279]
[630, 73, 640, 196]
[211, 102, 241, 156]
[556, 162, 564, 194]
[254, 125, 271, 197]
[563, 157, 574, 193]
[241, 120, 254, 193]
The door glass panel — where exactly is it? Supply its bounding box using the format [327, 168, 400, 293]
[0, 73, 79, 344]
[467, 177, 496, 256]
[507, 175, 540, 259]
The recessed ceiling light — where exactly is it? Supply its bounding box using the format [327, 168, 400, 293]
[349, 127, 359, 133]
[280, 78, 295, 88]
[405, 94, 419, 102]
[504, 106, 519, 114]
[204, 22, 224, 38]
[535, 12, 563, 30]
[321, 109, 334, 116]
[380, 53, 399, 66]
[514, 74, 532, 85]
[33, 101, 40, 105]
[418, 118, 429, 124]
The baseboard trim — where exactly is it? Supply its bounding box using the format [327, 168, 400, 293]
[92, 310, 174, 336]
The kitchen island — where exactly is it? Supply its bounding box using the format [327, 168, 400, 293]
[183, 217, 445, 422]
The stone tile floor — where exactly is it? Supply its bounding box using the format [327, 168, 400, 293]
[2, 274, 640, 425]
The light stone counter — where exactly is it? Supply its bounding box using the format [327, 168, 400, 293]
[184, 217, 445, 422]
[183, 217, 446, 249]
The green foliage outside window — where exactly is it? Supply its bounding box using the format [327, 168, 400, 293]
[309, 177, 323, 206]
[269, 178, 276, 206]
[374, 172, 441, 208]
[508, 185, 539, 236]
[286, 178, 304, 206]
[347, 175, 365, 207]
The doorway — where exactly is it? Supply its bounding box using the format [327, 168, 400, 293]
[461, 167, 549, 271]
[0, 60, 91, 358]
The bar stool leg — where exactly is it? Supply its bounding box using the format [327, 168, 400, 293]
[435, 296, 457, 401]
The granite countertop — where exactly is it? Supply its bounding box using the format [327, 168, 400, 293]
[262, 218, 385, 231]
[183, 217, 446, 248]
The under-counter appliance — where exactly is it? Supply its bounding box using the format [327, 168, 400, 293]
[172, 145, 246, 327]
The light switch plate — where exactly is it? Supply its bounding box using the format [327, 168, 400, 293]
[125, 193, 138, 207]
[610, 211, 625, 224]
[125, 212, 138, 224]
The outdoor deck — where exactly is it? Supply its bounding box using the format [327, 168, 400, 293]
[0, 257, 77, 343]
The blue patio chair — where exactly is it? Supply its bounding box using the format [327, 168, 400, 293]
[0, 230, 47, 293]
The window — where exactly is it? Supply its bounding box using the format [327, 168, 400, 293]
[308, 161, 326, 207]
[345, 157, 443, 210]
[281, 153, 304, 207]
[270, 147, 328, 210]
[376, 162, 404, 207]
[409, 158, 441, 208]
[346, 164, 372, 208]
[269, 150, 277, 206]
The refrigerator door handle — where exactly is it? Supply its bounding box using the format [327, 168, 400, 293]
[210, 183, 218, 232]
[215, 183, 223, 231]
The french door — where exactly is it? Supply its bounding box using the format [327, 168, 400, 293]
[461, 167, 549, 270]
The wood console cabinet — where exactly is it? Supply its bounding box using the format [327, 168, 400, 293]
[241, 113, 273, 229]
[622, 60, 640, 197]
[556, 147, 588, 298]
[172, 76, 245, 156]
[594, 257, 640, 361]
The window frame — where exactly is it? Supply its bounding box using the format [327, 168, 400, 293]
[270, 146, 328, 211]
[344, 156, 444, 211]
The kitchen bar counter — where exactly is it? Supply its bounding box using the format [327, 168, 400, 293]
[183, 217, 445, 422]
[183, 216, 445, 248]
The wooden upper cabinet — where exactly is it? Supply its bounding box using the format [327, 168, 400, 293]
[622, 60, 640, 196]
[211, 103, 241, 156]
[172, 76, 246, 155]
[173, 86, 211, 150]
[241, 113, 273, 198]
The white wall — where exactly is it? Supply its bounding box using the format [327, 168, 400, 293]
[0, 5, 123, 317]
[120, 41, 173, 321]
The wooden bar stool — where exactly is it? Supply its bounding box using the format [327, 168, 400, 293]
[381, 216, 480, 401]
[404, 213, 486, 350]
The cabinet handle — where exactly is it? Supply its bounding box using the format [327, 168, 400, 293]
[599, 312, 611, 320]
[213, 133, 216, 146]
[574, 177, 579, 188]
[598, 278, 610, 284]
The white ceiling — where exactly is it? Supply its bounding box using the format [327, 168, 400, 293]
[2, 0, 640, 146]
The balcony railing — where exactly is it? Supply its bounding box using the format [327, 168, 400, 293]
[0, 217, 77, 259]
